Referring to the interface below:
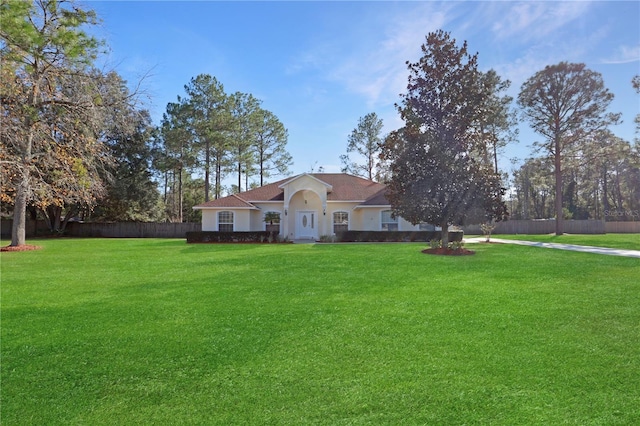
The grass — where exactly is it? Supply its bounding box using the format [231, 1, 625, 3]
[490, 233, 639, 250]
[2, 238, 639, 424]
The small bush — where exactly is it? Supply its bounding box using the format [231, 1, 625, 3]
[186, 231, 281, 243]
[429, 239, 442, 249]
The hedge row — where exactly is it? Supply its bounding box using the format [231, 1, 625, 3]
[186, 230, 463, 244]
[186, 231, 282, 243]
[335, 230, 463, 243]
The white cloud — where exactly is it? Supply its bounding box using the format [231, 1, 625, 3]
[491, 1, 592, 42]
[326, 2, 454, 108]
[602, 44, 640, 64]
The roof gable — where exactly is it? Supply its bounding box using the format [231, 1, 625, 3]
[278, 173, 333, 191]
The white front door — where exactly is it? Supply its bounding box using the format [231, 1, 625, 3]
[295, 210, 318, 240]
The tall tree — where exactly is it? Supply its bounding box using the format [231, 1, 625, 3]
[0, 0, 111, 245]
[253, 108, 292, 186]
[510, 157, 555, 219]
[227, 92, 260, 192]
[518, 62, 619, 235]
[158, 100, 197, 222]
[96, 107, 162, 222]
[475, 70, 518, 174]
[340, 112, 385, 180]
[183, 74, 230, 201]
[634, 75, 640, 141]
[384, 31, 507, 247]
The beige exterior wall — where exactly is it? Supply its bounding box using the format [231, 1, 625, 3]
[359, 207, 383, 231]
[202, 210, 217, 231]
[326, 202, 358, 234]
[199, 209, 252, 232]
[251, 204, 284, 232]
[355, 207, 420, 231]
[201, 204, 421, 234]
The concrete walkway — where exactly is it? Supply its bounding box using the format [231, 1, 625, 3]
[464, 237, 640, 259]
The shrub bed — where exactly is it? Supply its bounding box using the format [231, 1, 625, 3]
[186, 231, 282, 243]
[335, 230, 463, 243]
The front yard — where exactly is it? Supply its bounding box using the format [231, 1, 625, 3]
[2, 238, 639, 424]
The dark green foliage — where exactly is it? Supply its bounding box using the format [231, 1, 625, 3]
[335, 230, 462, 243]
[385, 31, 508, 247]
[186, 231, 281, 243]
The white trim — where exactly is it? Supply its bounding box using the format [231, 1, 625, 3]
[332, 210, 350, 235]
[218, 211, 235, 232]
[194, 206, 257, 210]
[295, 210, 318, 240]
[380, 209, 399, 231]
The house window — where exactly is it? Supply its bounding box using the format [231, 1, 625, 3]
[264, 211, 280, 234]
[218, 211, 234, 232]
[381, 210, 398, 231]
[419, 223, 435, 231]
[333, 211, 348, 234]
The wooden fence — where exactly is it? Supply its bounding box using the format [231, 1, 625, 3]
[605, 221, 640, 233]
[1, 220, 200, 238]
[66, 222, 201, 238]
[462, 220, 639, 235]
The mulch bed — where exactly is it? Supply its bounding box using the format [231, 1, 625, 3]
[1, 245, 42, 252]
[422, 247, 476, 256]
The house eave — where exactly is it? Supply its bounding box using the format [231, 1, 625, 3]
[353, 204, 391, 209]
[193, 206, 259, 211]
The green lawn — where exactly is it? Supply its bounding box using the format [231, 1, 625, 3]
[2, 238, 639, 424]
[491, 233, 640, 250]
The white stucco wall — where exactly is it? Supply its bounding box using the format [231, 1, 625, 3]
[251, 204, 284, 232]
[199, 209, 252, 232]
[201, 210, 216, 231]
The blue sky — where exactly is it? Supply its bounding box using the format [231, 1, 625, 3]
[90, 1, 640, 184]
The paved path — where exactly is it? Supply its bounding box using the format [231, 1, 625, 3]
[464, 237, 640, 259]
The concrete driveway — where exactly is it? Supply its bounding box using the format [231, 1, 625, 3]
[464, 237, 640, 259]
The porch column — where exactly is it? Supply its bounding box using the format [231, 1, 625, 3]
[282, 202, 290, 240]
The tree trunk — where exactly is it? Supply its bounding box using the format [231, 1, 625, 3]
[204, 140, 210, 202]
[440, 221, 450, 248]
[11, 173, 28, 247]
[237, 160, 242, 193]
[178, 166, 183, 223]
[554, 136, 563, 235]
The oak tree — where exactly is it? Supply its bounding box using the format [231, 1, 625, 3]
[1, 0, 107, 245]
[385, 31, 507, 247]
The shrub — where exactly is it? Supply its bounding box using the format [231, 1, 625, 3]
[335, 230, 462, 243]
[186, 231, 281, 243]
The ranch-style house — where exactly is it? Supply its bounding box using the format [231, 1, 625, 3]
[193, 173, 435, 240]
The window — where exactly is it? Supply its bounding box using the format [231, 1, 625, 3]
[264, 211, 280, 234]
[419, 223, 435, 231]
[381, 210, 398, 231]
[218, 211, 234, 232]
[333, 211, 348, 234]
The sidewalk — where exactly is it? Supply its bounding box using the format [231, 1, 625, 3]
[464, 237, 640, 259]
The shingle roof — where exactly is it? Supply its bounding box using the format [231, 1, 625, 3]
[193, 173, 390, 209]
[358, 188, 391, 206]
